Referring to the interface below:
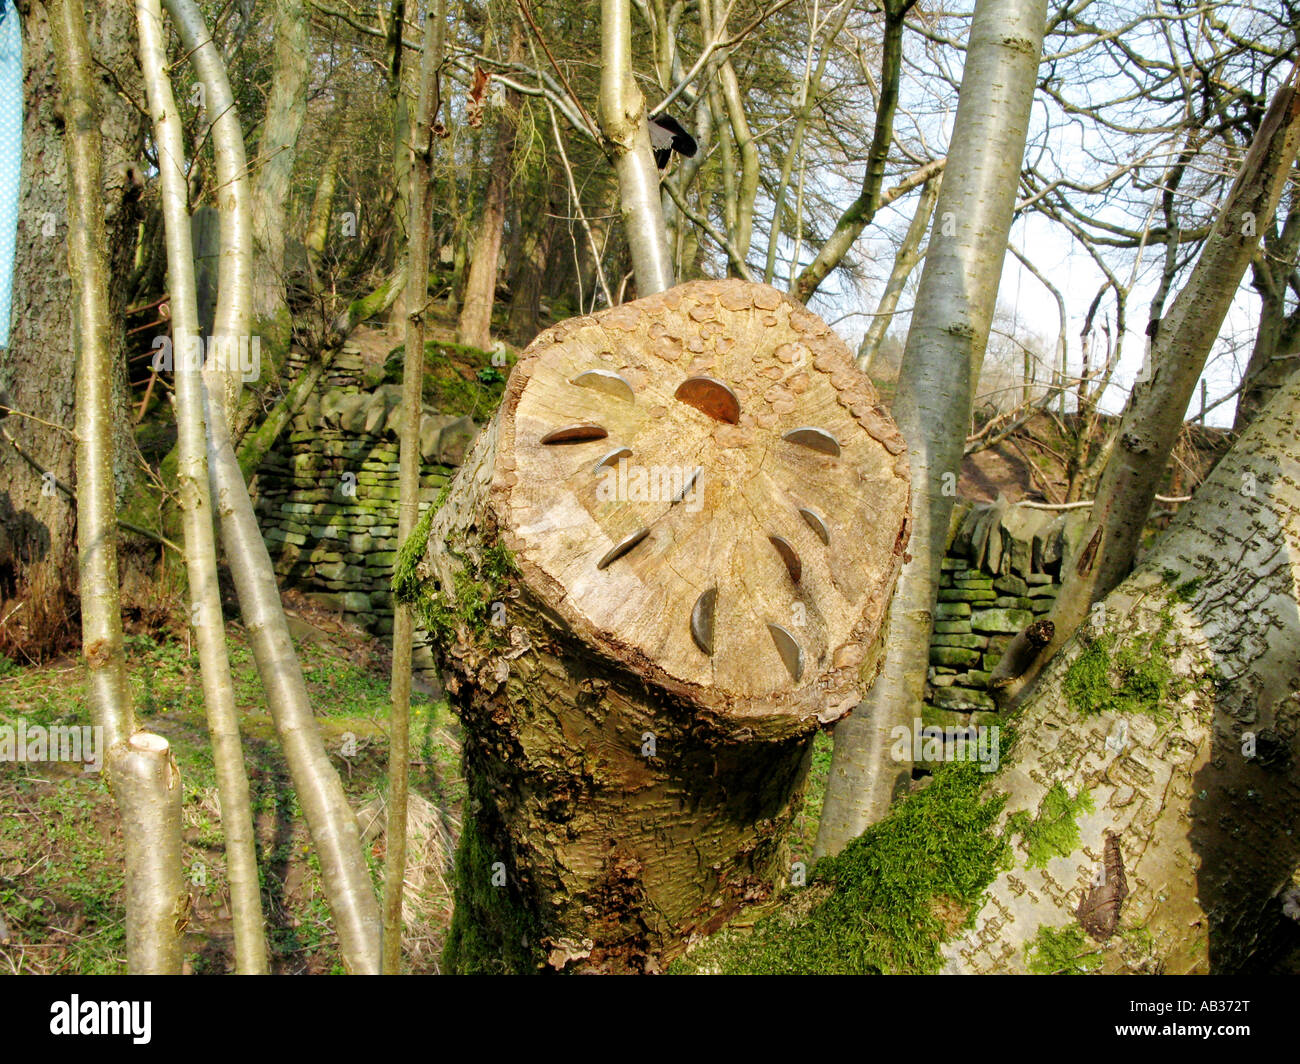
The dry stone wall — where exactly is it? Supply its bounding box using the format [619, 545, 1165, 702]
[254, 346, 478, 678]
[926, 498, 1088, 726]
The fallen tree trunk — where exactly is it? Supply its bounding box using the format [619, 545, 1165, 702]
[397, 279, 910, 971]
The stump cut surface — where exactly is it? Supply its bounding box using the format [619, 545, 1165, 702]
[494, 279, 910, 729]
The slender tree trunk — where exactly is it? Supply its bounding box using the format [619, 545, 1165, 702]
[994, 72, 1300, 706]
[49, 0, 183, 975]
[764, 0, 853, 285]
[598, 0, 673, 295]
[815, 0, 1047, 859]
[457, 32, 519, 351]
[791, 0, 914, 304]
[384, 0, 443, 976]
[700, 0, 757, 266]
[162, 0, 254, 426]
[250, 0, 308, 348]
[137, 0, 268, 974]
[857, 176, 940, 372]
[945, 365, 1300, 974]
[167, 0, 382, 974]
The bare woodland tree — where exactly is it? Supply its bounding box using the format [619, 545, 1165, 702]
[815, 0, 1048, 857]
[49, 0, 183, 974]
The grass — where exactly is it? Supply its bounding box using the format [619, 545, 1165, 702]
[0, 616, 461, 975]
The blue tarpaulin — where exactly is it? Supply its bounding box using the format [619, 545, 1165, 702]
[0, 1, 20, 349]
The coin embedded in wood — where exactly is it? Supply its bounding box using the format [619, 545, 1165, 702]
[500, 279, 910, 723]
[674, 376, 741, 424]
[571, 368, 636, 403]
[541, 423, 609, 444]
[781, 426, 841, 456]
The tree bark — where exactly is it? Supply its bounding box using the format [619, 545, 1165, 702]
[403, 279, 909, 971]
[0, 0, 142, 649]
[994, 72, 1300, 706]
[945, 365, 1300, 974]
[815, 0, 1047, 858]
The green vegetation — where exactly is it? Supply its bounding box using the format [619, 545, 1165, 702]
[378, 339, 515, 420]
[670, 752, 1012, 974]
[1007, 781, 1094, 869]
[1064, 608, 1177, 717]
[0, 622, 459, 974]
[1025, 924, 1102, 974]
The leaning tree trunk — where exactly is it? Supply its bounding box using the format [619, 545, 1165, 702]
[945, 364, 1300, 975]
[992, 71, 1300, 706]
[399, 279, 910, 972]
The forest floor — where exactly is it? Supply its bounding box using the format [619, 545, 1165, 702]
[0, 595, 836, 974]
[0, 605, 461, 974]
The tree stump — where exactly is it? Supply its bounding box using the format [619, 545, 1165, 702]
[400, 279, 910, 972]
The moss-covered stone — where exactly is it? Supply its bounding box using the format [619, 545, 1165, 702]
[930, 646, 982, 668]
[971, 608, 1033, 633]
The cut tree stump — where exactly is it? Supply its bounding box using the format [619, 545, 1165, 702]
[399, 279, 910, 972]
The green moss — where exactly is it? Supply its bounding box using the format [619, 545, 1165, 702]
[379, 340, 515, 419]
[669, 752, 1012, 974]
[391, 490, 444, 603]
[1064, 608, 1177, 717]
[1025, 924, 1102, 974]
[442, 780, 543, 974]
[391, 487, 519, 655]
[1007, 781, 1094, 869]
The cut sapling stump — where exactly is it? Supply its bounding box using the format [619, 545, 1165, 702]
[400, 279, 910, 971]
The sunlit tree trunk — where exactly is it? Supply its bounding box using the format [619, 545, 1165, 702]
[598, 0, 672, 295]
[994, 75, 1300, 706]
[166, 0, 382, 974]
[815, 0, 1047, 858]
[137, 0, 268, 975]
[49, 0, 182, 975]
[946, 365, 1300, 974]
